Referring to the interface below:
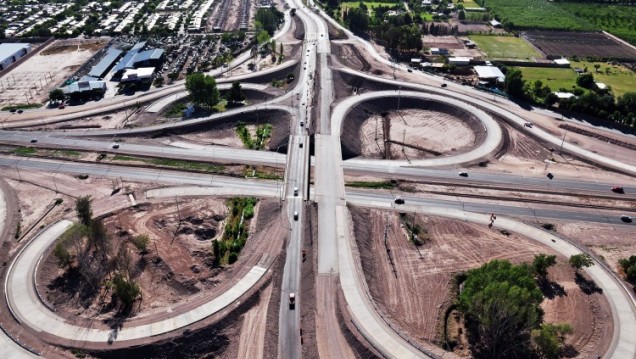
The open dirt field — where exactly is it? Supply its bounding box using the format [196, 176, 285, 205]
[0, 39, 107, 107]
[35, 197, 283, 325]
[360, 108, 476, 160]
[480, 123, 636, 183]
[350, 206, 613, 358]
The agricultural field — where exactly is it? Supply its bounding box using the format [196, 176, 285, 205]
[474, 0, 594, 31]
[556, 3, 636, 45]
[340, 0, 400, 17]
[469, 35, 542, 60]
[518, 62, 636, 98]
[523, 31, 636, 60]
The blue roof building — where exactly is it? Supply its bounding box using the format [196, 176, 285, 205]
[88, 47, 123, 79]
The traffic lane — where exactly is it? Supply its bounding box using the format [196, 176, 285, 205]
[346, 191, 635, 226]
[344, 162, 636, 197]
[2, 128, 633, 197]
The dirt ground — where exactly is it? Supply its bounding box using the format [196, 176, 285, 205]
[0, 39, 107, 107]
[35, 196, 283, 327]
[359, 108, 476, 159]
[481, 123, 636, 184]
[350, 206, 614, 358]
[423, 36, 481, 58]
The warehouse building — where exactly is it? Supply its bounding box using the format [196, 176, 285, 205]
[110, 42, 164, 80]
[88, 47, 123, 79]
[0, 43, 31, 70]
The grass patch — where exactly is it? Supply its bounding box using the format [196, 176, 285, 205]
[13, 147, 37, 156]
[112, 155, 224, 173]
[341, 1, 399, 17]
[165, 101, 188, 118]
[244, 166, 283, 180]
[570, 61, 636, 98]
[2, 103, 43, 111]
[346, 181, 396, 189]
[517, 67, 578, 92]
[52, 150, 81, 157]
[453, 0, 480, 9]
[469, 35, 542, 60]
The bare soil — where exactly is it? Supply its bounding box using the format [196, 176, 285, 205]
[36, 197, 283, 325]
[350, 206, 614, 358]
[359, 108, 476, 160]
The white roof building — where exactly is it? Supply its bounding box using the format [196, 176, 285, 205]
[473, 66, 505, 82]
[449, 57, 472, 66]
[595, 82, 608, 90]
[554, 58, 570, 66]
[121, 67, 155, 82]
[554, 92, 576, 99]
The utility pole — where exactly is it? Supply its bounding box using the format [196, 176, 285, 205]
[559, 127, 568, 155]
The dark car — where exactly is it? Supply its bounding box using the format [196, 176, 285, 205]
[547, 173, 554, 180]
[289, 292, 296, 309]
[441, 83, 447, 87]
[612, 186, 624, 193]
[620, 215, 632, 223]
[394, 197, 405, 204]
[458, 171, 468, 177]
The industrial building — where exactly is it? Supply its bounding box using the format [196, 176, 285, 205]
[61, 80, 107, 98]
[473, 65, 506, 85]
[0, 43, 31, 71]
[110, 42, 164, 80]
[87, 47, 123, 79]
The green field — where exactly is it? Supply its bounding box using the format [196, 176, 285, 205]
[570, 61, 636, 98]
[469, 35, 542, 60]
[556, 3, 636, 45]
[519, 63, 636, 98]
[454, 0, 481, 9]
[518, 67, 578, 93]
[474, 0, 594, 31]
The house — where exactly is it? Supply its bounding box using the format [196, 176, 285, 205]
[0, 43, 31, 71]
[430, 47, 449, 55]
[554, 92, 576, 100]
[490, 19, 502, 28]
[554, 58, 570, 67]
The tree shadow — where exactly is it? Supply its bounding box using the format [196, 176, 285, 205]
[561, 344, 579, 358]
[538, 278, 567, 300]
[48, 267, 98, 308]
[575, 272, 602, 295]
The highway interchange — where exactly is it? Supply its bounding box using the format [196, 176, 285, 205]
[0, 0, 635, 358]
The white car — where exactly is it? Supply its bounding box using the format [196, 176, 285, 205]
[112, 143, 120, 149]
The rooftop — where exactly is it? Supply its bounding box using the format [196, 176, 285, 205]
[0, 43, 31, 61]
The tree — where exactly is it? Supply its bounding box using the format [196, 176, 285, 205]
[618, 92, 636, 115]
[532, 323, 573, 359]
[504, 68, 526, 99]
[544, 92, 558, 107]
[618, 255, 636, 285]
[227, 81, 246, 105]
[76, 196, 93, 226]
[593, 63, 601, 73]
[576, 73, 595, 89]
[532, 254, 557, 280]
[153, 76, 164, 87]
[185, 72, 220, 108]
[130, 234, 150, 253]
[459, 260, 544, 359]
[255, 7, 284, 35]
[49, 89, 65, 103]
[346, 8, 370, 34]
[569, 253, 594, 272]
[256, 30, 271, 45]
[89, 218, 110, 261]
[53, 241, 71, 267]
[458, 10, 466, 21]
[112, 272, 140, 308]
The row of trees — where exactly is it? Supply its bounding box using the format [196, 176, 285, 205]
[503, 67, 636, 127]
[458, 252, 595, 358]
[184, 73, 246, 110]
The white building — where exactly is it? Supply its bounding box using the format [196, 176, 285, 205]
[473, 65, 505, 82]
[0, 43, 31, 71]
[448, 57, 472, 66]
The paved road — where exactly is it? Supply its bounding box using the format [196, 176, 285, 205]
[331, 90, 502, 167]
[3, 131, 635, 198]
[4, 218, 269, 345]
[338, 67, 636, 177]
[145, 83, 269, 113]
